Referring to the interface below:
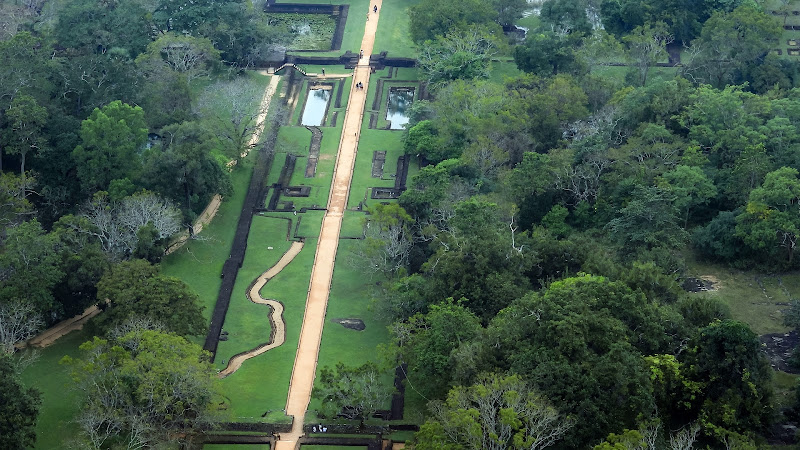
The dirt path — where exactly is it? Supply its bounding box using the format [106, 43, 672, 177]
[275, 3, 382, 448]
[218, 240, 304, 378]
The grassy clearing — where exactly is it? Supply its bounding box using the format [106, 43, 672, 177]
[373, 0, 419, 57]
[349, 128, 405, 209]
[489, 59, 523, 84]
[684, 258, 799, 335]
[21, 329, 90, 449]
[213, 216, 294, 360]
[283, 0, 369, 56]
[340, 211, 366, 238]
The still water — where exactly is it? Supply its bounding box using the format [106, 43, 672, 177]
[301, 88, 331, 126]
[386, 88, 414, 130]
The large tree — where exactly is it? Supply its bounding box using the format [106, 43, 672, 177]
[3, 94, 48, 191]
[413, 374, 573, 450]
[72, 101, 148, 194]
[408, 0, 498, 44]
[314, 362, 394, 423]
[683, 5, 781, 88]
[0, 355, 40, 449]
[63, 329, 223, 449]
[93, 259, 205, 337]
[736, 166, 800, 265]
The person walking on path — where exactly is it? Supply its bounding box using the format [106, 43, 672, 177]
[373, 5, 377, 13]
[321, 68, 325, 76]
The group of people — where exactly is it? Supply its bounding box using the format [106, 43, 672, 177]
[356, 81, 364, 90]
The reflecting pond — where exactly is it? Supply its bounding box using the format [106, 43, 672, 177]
[386, 88, 414, 130]
[301, 88, 331, 126]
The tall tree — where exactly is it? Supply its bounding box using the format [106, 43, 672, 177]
[3, 94, 48, 192]
[314, 362, 394, 423]
[624, 22, 673, 86]
[408, 0, 498, 44]
[63, 329, 223, 449]
[418, 27, 498, 90]
[412, 374, 573, 450]
[0, 355, 40, 449]
[94, 259, 205, 337]
[72, 101, 148, 194]
[736, 166, 800, 264]
[683, 5, 781, 88]
[194, 77, 269, 166]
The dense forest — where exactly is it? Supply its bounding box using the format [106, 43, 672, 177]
[2, 0, 800, 448]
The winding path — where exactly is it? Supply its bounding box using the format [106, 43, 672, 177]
[276, 1, 383, 448]
[218, 240, 305, 378]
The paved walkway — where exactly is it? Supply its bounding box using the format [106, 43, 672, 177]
[275, 2, 382, 448]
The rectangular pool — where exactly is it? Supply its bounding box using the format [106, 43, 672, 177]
[301, 87, 331, 126]
[386, 88, 414, 130]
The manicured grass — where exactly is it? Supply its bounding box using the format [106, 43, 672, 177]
[373, 0, 419, 57]
[216, 218, 318, 418]
[308, 239, 393, 419]
[21, 329, 90, 449]
[685, 258, 800, 335]
[296, 210, 326, 238]
[349, 128, 406, 209]
[283, 0, 369, 56]
[340, 211, 366, 238]
[516, 14, 541, 31]
[204, 445, 270, 450]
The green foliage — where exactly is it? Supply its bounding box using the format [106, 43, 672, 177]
[72, 101, 148, 194]
[315, 362, 394, 421]
[514, 31, 586, 77]
[736, 166, 800, 265]
[94, 259, 205, 337]
[408, 0, 498, 44]
[488, 275, 673, 445]
[540, 0, 593, 36]
[0, 220, 63, 315]
[63, 329, 223, 449]
[418, 27, 498, 89]
[392, 301, 483, 397]
[0, 355, 40, 449]
[685, 5, 782, 88]
[141, 121, 232, 216]
[3, 94, 48, 183]
[606, 185, 689, 255]
[685, 320, 774, 435]
[412, 374, 572, 449]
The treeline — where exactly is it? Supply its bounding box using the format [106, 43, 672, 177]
[358, 0, 800, 448]
[0, 1, 296, 447]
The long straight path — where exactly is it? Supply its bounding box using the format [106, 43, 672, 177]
[275, 2, 382, 448]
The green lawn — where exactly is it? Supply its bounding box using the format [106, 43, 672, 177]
[373, 0, 419, 57]
[308, 239, 393, 420]
[21, 329, 90, 449]
[214, 216, 318, 419]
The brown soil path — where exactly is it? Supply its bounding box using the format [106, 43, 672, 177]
[275, 2, 382, 448]
[218, 240, 304, 378]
